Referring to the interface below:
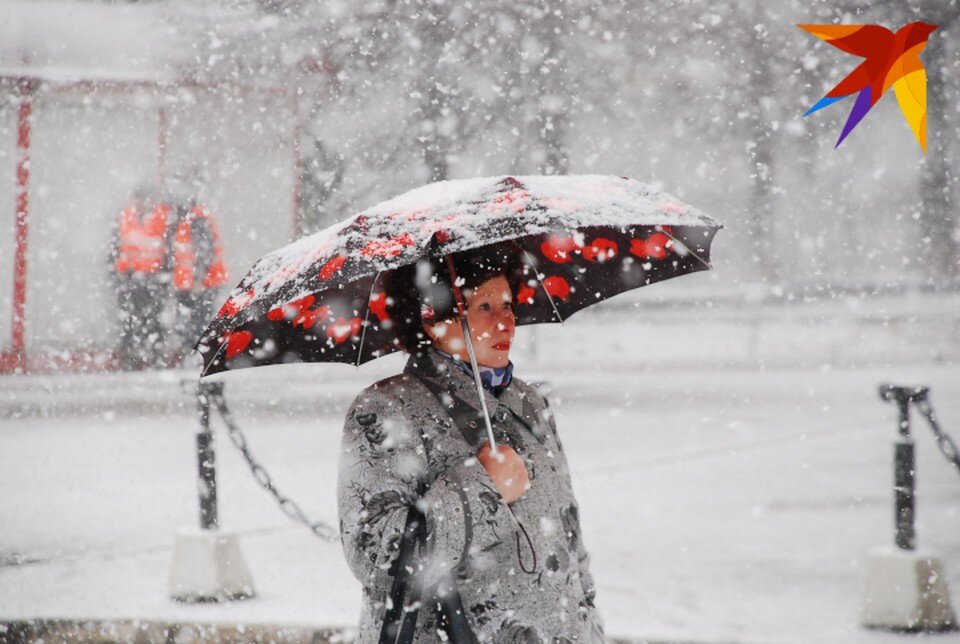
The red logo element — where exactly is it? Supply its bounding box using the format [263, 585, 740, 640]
[419, 213, 461, 241]
[223, 330, 253, 360]
[630, 233, 671, 260]
[264, 264, 299, 290]
[267, 295, 329, 329]
[319, 255, 347, 280]
[487, 189, 530, 213]
[268, 295, 313, 321]
[360, 233, 415, 258]
[218, 288, 255, 318]
[353, 214, 369, 233]
[516, 284, 536, 305]
[799, 22, 938, 152]
[659, 200, 687, 217]
[295, 305, 329, 329]
[388, 208, 432, 221]
[327, 316, 363, 343]
[543, 276, 571, 301]
[265, 241, 334, 291]
[369, 291, 390, 322]
[540, 236, 580, 263]
[581, 237, 618, 263]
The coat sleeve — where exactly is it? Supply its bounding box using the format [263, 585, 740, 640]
[338, 386, 428, 593]
[337, 384, 495, 594]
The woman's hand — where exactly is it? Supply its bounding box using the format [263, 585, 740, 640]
[477, 442, 530, 504]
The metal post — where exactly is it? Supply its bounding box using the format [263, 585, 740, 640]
[171, 378, 255, 602]
[196, 381, 223, 530]
[893, 442, 915, 550]
[11, 77, 35, 373]
[157, 103, 168, 197]
[865, 383, 958, 631]
[879, 384, 925, 551]
[894, 391, 914, 550]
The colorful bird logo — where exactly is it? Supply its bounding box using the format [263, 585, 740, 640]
[799, 22, 938, 152]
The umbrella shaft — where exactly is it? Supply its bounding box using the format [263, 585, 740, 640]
[444, 254, 498, 453]
[459, 310, 498, 452]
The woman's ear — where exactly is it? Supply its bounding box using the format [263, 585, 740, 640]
[422, 322, 439, 344]
[423, 319, 453, 342]
[423, 318, 465, 356]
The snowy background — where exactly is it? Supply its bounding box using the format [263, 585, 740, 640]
[3, 295, 959, 642]
[1, 0, 959, 642]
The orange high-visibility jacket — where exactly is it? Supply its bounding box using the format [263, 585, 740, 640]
[172, 206, 228, 291]
[115, 202, 170, 274]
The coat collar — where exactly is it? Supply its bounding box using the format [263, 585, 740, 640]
[404, 346, 536, 444]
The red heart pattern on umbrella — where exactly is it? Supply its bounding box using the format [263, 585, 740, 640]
[198, 176, 720, 376]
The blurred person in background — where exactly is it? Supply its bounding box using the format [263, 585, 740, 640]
[108, 184, 170, 370]
[166, 169, 229, 364]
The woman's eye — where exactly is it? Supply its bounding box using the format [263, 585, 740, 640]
[478, 303, 490, 311]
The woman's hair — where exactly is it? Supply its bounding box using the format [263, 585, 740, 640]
[382, 243, 528, 354]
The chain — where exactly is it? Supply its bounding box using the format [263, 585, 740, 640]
[915, 398, 960, 479]
[207, 390, 338, 542]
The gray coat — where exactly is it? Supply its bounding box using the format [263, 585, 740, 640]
[337, 347, 605, 642]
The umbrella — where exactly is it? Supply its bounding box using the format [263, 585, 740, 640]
[197, 175, 722, 447]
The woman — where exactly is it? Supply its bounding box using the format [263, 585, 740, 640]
[337, 247, 605, 642]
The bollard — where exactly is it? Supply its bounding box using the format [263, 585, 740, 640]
[893, 442, 914, 550]
[861, 384, 956, 632]
[884, 385, 918, 551]
[168, 379, 255, 602]
[196, 381, 220, 530]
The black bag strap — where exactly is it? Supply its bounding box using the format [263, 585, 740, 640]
[379, 506, 426, 644]
[436, 583, 479, 643]
[378, 503, 479, 644]
[377, 368, 482, 643]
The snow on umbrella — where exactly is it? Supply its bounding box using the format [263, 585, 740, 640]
[198, 175, 721, 380]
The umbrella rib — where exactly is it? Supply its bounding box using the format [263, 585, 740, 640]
[656, 225, 713, 270]
[512, 240, 565, 324]
[355, 270, 382, 367]
[199, 337, 228, 379]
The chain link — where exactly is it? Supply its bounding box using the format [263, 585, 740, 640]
[207, 391, 338, 541]
[916, 398, 960, 478]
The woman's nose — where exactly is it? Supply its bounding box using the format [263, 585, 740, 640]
[496, 311, 516, 333]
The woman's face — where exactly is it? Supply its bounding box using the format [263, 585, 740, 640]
[424, 274, 516, 368]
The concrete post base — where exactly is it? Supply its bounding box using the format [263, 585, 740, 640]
[861, 546, 957, 632]
[168, 528, 256, 602]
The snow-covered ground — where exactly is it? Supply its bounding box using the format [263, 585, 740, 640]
[2, 347, 958, 642]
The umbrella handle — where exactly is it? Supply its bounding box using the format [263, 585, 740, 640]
[444, 255, 498, 454]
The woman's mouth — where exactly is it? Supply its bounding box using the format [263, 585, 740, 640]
[492, 341, 511, 351]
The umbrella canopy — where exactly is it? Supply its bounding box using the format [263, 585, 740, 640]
[198, 175, 721, 377]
